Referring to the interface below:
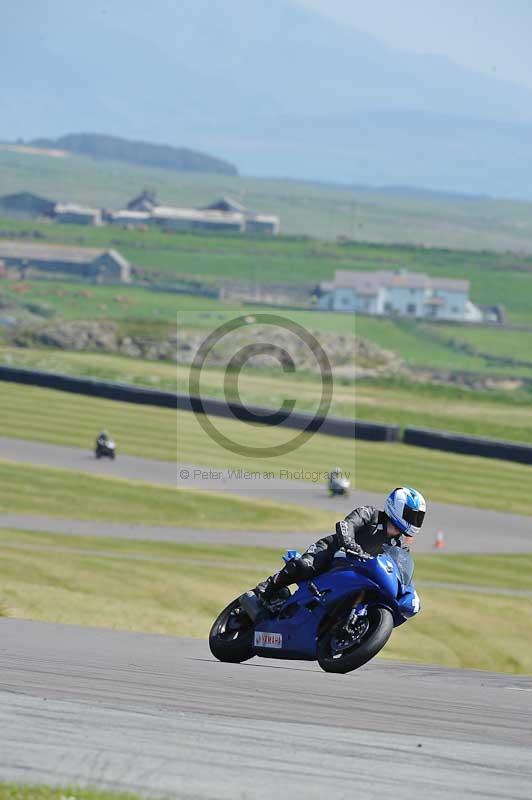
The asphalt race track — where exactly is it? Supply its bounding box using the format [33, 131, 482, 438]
[0, 620, 531, 800]
[1, 436, 532, 797]
[1, 436, 531, 553]
[1, 511, 532, 557]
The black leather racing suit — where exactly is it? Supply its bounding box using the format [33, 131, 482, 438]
[260, 506, 404, 596]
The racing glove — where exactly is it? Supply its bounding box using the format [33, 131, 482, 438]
[335, 520, 371, 558]
[335, 519, 356, 550]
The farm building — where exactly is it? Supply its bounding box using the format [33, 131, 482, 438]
[0, 185, 280, 235]
[151, 206, 245, 233]
[244, 213, 280, 235]
[318, 269, 483, 322]
[0, 192, 56, 219]
[126, 189, 159, 212]
[202, 196, 280, 234]
[203, 197, 246, 214]
[109, 210, 151, 227]
[54, 203, 102, 226]
[0, 241, 130, 283]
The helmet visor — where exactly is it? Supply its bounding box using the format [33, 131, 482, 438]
[403, 506, 425, 529]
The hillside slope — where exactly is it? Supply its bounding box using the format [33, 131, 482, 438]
[29, 133, 238, 176]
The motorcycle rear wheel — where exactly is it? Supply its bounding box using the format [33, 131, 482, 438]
[209, 598, 254, 663]
[317, 606, 393, 674]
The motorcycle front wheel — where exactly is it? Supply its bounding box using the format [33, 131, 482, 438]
[317, 606, 393, 674]
[209, 598, 255, 663]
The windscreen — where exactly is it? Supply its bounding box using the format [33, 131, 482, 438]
[382, 544, 415, 586]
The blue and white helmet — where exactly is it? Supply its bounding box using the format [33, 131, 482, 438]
[385, 487, 426, 536]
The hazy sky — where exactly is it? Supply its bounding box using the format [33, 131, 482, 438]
[299, 0, 532, 90]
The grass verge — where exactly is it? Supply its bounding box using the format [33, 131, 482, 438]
[0, 460, 333, 532]
[4, 345, 532, 443]
[0, 785, 145, 800]
[0, 528, 530, 673]
[0, 382, 531, 516]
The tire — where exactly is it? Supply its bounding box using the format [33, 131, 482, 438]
[95, 451, 101, 459]
[111, 451, 116, 460]
[317, 606, 393, 674]
[209, 598, 254, 663]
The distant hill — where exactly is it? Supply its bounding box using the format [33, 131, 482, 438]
[222, 109, 532, 198]
[28, 133, 238, 177]
[3, 0, 532, 195]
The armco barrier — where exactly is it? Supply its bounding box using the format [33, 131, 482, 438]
[187, 395, 399, 441]
[403, 426, 532, 466]
[0, 365, 177, 408]
[0, 365, 399, 442]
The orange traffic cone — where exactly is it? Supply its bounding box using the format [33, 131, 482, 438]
[434, 530, 445, 550]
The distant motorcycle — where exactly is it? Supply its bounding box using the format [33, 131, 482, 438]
[95, 438, 116, 460]
[328, 476, 351, 497]
[210, 545, 420, 674]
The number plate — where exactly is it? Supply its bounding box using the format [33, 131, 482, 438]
[254, 631, 282, 649]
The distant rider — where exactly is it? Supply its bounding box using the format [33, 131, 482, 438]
[96, 430, 109, 447]
[255, 487, 426, 605]
[328, 466, 345, 494]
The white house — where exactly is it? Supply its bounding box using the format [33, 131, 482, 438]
[318, 269, 483, 322]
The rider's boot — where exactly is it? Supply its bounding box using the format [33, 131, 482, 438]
[254, 574, 290, 607]
[240, 576, 289, 621]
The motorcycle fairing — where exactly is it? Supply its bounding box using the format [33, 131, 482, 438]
[252, 566, 383, 660]
[252, 553, 417, 659]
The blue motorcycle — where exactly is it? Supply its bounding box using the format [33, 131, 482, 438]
[209, 545, 420, 674]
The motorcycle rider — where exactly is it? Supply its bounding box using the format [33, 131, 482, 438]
[328, 467, 350, 496]
[255, 487, 426, 605]
[96, 430, 110, 448]
[328, 466, 345, 494]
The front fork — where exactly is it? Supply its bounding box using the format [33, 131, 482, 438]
[345, 599, 368, 634]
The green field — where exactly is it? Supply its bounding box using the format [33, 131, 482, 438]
[0, 459, 332, 532]
[1, 382, 531, 516]
[3, 210, 532, 322]
[1, 279, 224, 326]
[353, 316, 532, 375]
[4, 275, 532, 385]
[434, 323, 532, 365]
[3, 147, 532, 251]
[0, 786, 145, 800]
[1, 527, 530, 673]
[4, 346, 532, 444]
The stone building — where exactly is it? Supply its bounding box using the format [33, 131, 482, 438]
[54, 203, 102, 225]
[126, 189, 160, 212]
[202, 196, 280, 234]
[0, 241, 130, 282]
[0, 192, 56, 219]
[151, 206, 245, 232]
[108, 210, 151, 227]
